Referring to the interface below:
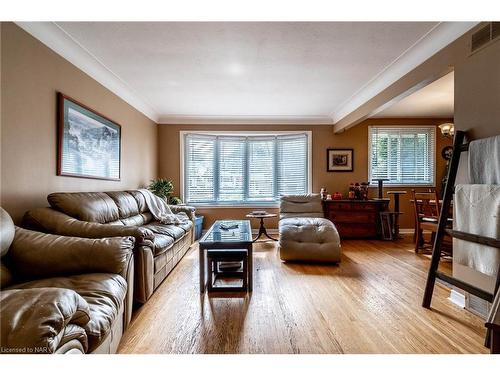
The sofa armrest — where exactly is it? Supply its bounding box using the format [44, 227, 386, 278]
[169, 204, 196, 221]
[9, 227, 135, 279]
[0, 288, 90, 354]
[22, 207, 154, 245]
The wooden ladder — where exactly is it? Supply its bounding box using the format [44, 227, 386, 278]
[422, 130, 500, 348]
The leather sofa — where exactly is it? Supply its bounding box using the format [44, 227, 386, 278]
[279, 194, 341, 263]
[0, 207, 134, 354]
[22, 190, 195, 304]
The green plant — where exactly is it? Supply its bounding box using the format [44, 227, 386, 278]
[169, 196, 183, 205]
[148, 178, 183, 205]
[148, 178, 173, 199]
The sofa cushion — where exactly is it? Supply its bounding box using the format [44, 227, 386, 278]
[8, 273, 126, 352]
[279, 194, 324, 220]
[143, 222, 186, 240]
[48, 192, 120, 224]
[105, 191, 140, 219]
[126, 190, 148, 213]
[177, 220, 193, 233]
[151, 234, 175, 256]
[120, 214, 147, 227]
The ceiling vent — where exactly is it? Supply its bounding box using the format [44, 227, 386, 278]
[471, 22, 500, 53]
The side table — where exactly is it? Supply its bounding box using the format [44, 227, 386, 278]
[245, 213, 278, 242]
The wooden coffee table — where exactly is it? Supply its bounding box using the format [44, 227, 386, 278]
[198, 220, 253, 293]
[245, 213, 278, 242]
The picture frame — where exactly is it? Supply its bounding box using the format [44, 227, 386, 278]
[57, 93, 121, 181]
[327, 148, 353, 172]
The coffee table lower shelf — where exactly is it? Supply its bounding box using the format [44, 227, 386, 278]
[198, 220, 253, 294]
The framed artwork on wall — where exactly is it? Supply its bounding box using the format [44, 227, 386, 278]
[57, 93, 121, 181]
[327, 148, 353, 172]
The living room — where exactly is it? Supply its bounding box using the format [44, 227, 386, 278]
[1, 0, 500, 372]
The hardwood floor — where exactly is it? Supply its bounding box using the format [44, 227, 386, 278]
[118, 237, 488, 354]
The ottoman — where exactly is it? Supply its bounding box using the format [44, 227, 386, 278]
[279, 217, 341, 263]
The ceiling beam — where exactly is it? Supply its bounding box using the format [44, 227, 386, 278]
[332, 22, 478, 133]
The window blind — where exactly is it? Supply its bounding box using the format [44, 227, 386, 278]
[277, 134, 308, 196]
[185, 135, 215, 203]
[368, 126, 436, 186]
[218, 137, 246, 202]
[184, 133, 309, 204]
[248, 137, 275, 201]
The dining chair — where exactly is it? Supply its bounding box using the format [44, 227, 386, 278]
[411, 190, 441, 253]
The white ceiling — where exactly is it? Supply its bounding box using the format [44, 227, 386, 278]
[374, 71, 454, 118]
[18, 22, 474, 124]
[55, 22, 440, 121]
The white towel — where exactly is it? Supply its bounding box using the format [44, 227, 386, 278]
[138, 189, 189, 225]
[453, 184, 500, 276]
[468, 135, 500, 184]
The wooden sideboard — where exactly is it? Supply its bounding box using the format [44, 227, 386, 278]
[323, 199, 390, 239]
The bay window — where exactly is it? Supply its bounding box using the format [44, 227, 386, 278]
[182, 132, 310, 205]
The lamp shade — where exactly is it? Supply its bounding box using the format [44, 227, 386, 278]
[439, 122, 455, 137]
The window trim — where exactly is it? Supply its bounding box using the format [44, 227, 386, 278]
[179, 130, 312, 207]
[367, 125, 437, 187]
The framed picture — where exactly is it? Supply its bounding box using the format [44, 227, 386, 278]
[57, 93, 121, 181]
[327, 148, 353, 172]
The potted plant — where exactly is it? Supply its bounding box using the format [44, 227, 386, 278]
[148, 178, 182, 205]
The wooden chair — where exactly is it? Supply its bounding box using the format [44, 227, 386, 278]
[411, 190, 441, 253]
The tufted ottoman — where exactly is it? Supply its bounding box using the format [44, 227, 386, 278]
[278, 194, 342, 263]
[279, 217, 341, 263]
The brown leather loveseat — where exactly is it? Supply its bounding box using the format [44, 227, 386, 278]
[22, 190, 195, 304]
[0, 207, 134, 354]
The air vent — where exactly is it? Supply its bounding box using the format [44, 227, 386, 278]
[466, 293, 490, 319]
[471, 22, 500, 53]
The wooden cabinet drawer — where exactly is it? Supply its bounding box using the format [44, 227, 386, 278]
[330, 212, 376, 223]
[323, 199, 386, 239]
[336, 223, 378, 238]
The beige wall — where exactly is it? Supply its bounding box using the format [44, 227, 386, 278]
[452, 34, 500, 294]
[0, 23, 158, 222]
[158, 118, 452, 230]
[455, 39, 500, 139]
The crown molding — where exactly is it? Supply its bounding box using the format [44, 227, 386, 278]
[15, 22, 160, 122]
[158, 115, 333, 125]
[332, 22, 478, 124]
[15, 22, 476, 128]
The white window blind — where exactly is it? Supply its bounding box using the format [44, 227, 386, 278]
[277, 135, 308, 196]
[184, 133, 309, 204]
[185, 135, 215, 202]
[248, 138, 275, 201]
[369, 126, 436, 186]
[218, 137, 245, 202]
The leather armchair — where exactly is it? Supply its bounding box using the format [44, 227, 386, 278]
[1, 207, 134, 354]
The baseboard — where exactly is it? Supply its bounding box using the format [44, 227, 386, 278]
[399, 228, 415, 234]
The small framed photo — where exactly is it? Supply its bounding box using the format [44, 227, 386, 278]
[57, 93, 121, 181]
[327, 148, 353, 172]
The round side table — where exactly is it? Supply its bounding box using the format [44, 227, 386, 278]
[245, 213, 278, 242]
